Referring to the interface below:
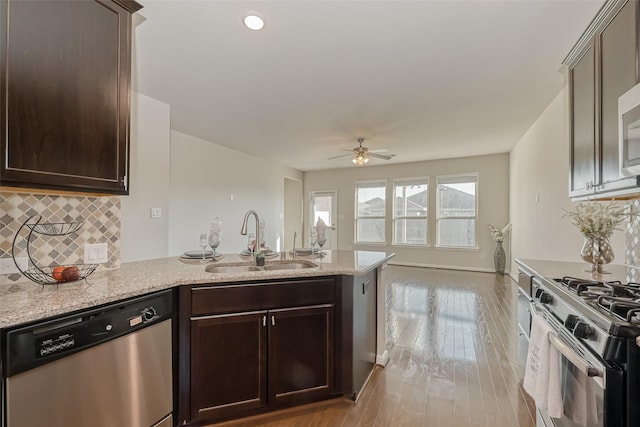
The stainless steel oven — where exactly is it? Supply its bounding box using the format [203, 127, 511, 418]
[525, 273, 640, 427]
[532, 300, 624, 427]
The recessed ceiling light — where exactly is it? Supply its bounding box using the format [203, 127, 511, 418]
[243, 13, 265, 31]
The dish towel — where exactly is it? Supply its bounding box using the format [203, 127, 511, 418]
[563, 362, 600, 426]
[523, 314, 563, 417]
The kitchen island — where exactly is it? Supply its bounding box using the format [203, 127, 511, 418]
[0, 249, 394, 328]
[0, 249, 394, 427]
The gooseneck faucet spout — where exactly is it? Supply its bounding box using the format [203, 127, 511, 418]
[240, 210, 261, 253]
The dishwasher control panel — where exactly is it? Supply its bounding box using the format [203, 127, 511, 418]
[4, 289, 174, 377]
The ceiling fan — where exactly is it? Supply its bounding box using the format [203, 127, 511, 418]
[328, 137, 395, 166]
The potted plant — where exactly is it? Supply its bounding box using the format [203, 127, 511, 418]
[564, 201, 627, 273]
[255, 250, 265, 266]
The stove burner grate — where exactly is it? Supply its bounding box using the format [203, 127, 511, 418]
[558, 276, 640, 299]
[597, 296, 640, 323]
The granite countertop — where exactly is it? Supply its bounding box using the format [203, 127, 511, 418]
[515, 258, 640, 284]
[0, 250, 394, 329]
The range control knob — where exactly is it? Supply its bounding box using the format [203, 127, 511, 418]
[539, 292, 553, 304]
[573, 321, 593, 339]
[142, 307, 157, 322]
[565, 314, 580, 330]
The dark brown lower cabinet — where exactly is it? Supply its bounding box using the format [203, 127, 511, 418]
[269, 305, 334, 407]
[181, 278, 339, 426]
[190, 311, 268, 421]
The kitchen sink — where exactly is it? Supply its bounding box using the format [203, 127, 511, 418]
[205, 264, 262, 274]
[205, 260, 317, 274]
[263, 260, 317, 270]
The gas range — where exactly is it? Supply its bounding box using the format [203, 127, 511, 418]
[533, 275, 640, 360]
[517, 259, 640, 427]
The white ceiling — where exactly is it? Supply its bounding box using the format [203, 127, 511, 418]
[132, 0, 604, 171]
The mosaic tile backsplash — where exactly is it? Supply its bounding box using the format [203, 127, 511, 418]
[0, 191, 120, 285]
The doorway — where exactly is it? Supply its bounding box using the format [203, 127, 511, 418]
[309, 190, 337, 250]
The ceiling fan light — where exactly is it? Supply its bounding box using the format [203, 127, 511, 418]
[353, 153, 368, 166]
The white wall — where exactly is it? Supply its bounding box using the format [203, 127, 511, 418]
[284, 177, 303, 251]
[304, 154, 509, 272]
[168, 131, 303, 256]
[509, 86, 625, 278]
[121, 92, 303, 260]
[121, 92, 171, 262]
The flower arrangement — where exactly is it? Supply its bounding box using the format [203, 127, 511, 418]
[563, 201, 627, 240]
[488, 223, 511, 242]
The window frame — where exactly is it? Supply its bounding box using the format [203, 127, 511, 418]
[435, 173, 479, 249]
[392, 177, 429, 246]
[354, 180, 387, 244]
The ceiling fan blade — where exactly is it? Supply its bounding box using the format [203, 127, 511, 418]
[370, 149, 390, 153]
[328, 153, 353, 160]
[341, 148, 357, 152]
[369, 152, 395, 160]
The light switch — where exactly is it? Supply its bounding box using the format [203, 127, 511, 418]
[150, 208, 162, 218]
[84, 243, 108, 264]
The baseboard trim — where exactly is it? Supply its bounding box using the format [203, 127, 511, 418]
[375, 349, 390, 367]
[387, 261, 508, 274]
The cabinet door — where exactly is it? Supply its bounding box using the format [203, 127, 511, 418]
[0, 0, 139, 194]
[597, 0, 639, 192]
[569, 44, 596, 197]
[268, 304, 335, 406]
[190, 311, 268, 422]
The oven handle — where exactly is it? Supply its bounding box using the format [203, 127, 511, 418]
[548, 333, 604, 378]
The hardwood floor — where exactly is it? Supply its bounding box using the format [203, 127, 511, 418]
[207, 266, 536, 427]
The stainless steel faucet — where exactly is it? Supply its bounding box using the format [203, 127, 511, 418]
[240, 210, 261, 254]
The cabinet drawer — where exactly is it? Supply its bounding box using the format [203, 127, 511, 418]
[192, 278, 336, 316]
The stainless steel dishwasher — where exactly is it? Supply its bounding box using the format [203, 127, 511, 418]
[3, 290, 174, 427]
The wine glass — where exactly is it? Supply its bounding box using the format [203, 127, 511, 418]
[309, 230, 317, 252]
[208, 233, 220, 260]
[199, 234, 208, 262]
[316, 234, 327, 258]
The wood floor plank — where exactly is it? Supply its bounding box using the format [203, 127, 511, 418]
[206, 266, 535, 427]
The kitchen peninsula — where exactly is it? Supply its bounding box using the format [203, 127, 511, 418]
[0, 249, 394, 426]
[0, 250, 393, 328]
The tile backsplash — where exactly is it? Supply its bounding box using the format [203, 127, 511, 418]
[626, 199, 640, 270]
[0, 191, 120, 284]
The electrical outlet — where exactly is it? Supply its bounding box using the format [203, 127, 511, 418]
[84, 243, 108, 264]
[0, 257, 28, 274]
[150, 207, 162, 218]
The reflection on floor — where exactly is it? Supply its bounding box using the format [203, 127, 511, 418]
[210, 266, 536, 427]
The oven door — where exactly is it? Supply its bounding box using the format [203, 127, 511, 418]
[539, 331, 624, 427]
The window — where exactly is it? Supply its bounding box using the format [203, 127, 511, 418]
[436, 174, 477, 247]
[355, 181, 386, 243]
[393, 178, 428, 245]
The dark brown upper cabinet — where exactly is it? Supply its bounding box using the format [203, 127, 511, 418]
[0, 0, 142, 195]
[565, 0, 640, 199]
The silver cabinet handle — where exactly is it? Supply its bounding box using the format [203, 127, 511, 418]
[271, 315, 276, 326]
[262, 315, 266, 327]
[548, 333, 603, 377]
